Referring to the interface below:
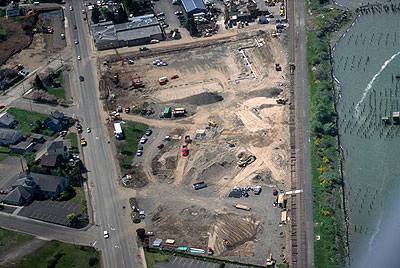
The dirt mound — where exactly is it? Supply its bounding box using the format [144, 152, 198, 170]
[0, 16, 36, 66]
[176, 92, 223, 105]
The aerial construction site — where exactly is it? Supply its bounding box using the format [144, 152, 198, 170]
[99, 24, 292, 266]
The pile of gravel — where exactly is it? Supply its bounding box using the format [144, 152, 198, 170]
[176, 92, 223, 105]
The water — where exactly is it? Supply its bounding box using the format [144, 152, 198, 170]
[331, 1, 400, 266]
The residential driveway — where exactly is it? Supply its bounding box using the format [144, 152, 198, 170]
[153, 256, 248, 268]
[18, 199, 80, 226]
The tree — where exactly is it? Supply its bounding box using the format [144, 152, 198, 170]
[32, 119, 43, 134]
[34, 74, 45, 90]
[126, 0, 142, 16]
[322, 172, 342, 185]
[24, 152, 36, 169]
[136, 228, 145, 241]
[92, 5, 101, 24]
[105, 10, 115, 22]
[310, 119, 323, 135]
[186, 17, 198, 36]
[314, 103, 333, 124]
[67, 213, 77, 225]
[116, 6, 128, 23]
[323, 122, 337, 136]
[89, 257, 99, 266]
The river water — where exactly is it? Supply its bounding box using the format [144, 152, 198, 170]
[331, 1, 400, 267]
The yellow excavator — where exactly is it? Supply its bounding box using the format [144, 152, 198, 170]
[266, 253, 276, 267]
[208, 120, 218, 127]
[289, 62, 295, 75]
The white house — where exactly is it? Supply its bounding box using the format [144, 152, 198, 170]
[46, 140, 69, 159]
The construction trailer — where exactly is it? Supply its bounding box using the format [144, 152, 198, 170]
[280, 210, 287, 225]
[278, 193, 285, 208]
[172, 107, 186, 117]
[114, 123, 124, 140]
[233, 203, 251, 211]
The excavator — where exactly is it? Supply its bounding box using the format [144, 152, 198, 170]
[237, 154, 256, 167]
[289, 62, 295, 75]
[276, 98, 288, 105]
[223, 238, 232, 248]
[208, 120, 218, 127]
[266, 253, 276, 267]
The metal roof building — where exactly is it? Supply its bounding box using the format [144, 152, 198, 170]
[91, 15, 164, 50]
[181, 0, 207, 17]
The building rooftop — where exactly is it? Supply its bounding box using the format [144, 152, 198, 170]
[40, 155, 58, 167]
[4, 185, 32, 204]
[182, 0, 207, 13]
[0, 128, 22, 140]
[46, 140, 65, 151]
[10, 140, 33, 150]
[0, 112, 15, 126]
[92, 21, 118, 45]
[14, 172, 67, 193]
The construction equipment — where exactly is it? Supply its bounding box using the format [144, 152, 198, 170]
[113, 72, 119, 84]
[207, 247, 214, 255]
[223, 238, 232, 248]
[77, 124, 83, 133]
[271, 31, 277, 38]
[266, 253, 276, 267]
[276, 98, 288, 105]
[289, 62, 295, 74]
[208, 120, 218, 127]
[237, 154, 256, 167]
[15, 64, 24, 71]
[275, 63, 281, 71]
[80, 138, 87, 146]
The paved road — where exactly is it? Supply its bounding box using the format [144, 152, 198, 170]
[66, 1, 141, 267]
[0, 213, 96, 245]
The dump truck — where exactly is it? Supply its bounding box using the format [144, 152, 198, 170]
[237, 154, 256, 167]
[289, 62, 295, 74]
[233, 203, 251, 211]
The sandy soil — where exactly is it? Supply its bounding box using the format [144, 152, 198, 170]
[101, 25, 290, 266]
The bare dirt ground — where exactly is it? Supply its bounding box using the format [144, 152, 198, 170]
[101, 25, 291, 266]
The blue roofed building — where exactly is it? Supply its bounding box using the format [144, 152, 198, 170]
[181, 0, 207, 17]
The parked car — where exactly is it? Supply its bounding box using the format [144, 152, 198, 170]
[136, 145, 144, 156]
[75, 39, 79, 44]
[73, 25, 77, 29]
[69, 5, 73, 11]
[175, 11, 182, 15]
[60, 130, 68, 137]
[103, 230, 109, 239]
[77, 55, 81, 60]
[79, 75, 84, 82]
[145, 128, 153, 136]
[157, 143, 164, 149]
[157, 12, 165, 16]
[139, 46, 149, 51]
[0, 105, 5, 109]
[182, 148, 188, 156]
[0, 190, 8, 194]
[170, 75, 179, 79]
[87, 127, 91, 133]
[140, 136, 148, 144]
[80, 138, 87, 146]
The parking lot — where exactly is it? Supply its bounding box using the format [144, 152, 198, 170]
[152, 0, 191, 40]
[18, 199, 80, 226]
[153, 256, 248, 268]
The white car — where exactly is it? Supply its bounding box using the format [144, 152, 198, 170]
[69, 5, 73, 11]
[139, 137, 148, 144]
[77, 55, 81, 60]
[103, 230, 109, 239]
[87, 127, 91, 133]
[153, 59, 162, 65]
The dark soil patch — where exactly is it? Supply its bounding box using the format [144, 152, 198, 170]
[247, 87, 283, 98]
[175, 92, 223, 105]
[165, 156, 176, 169]
[129, 164, 148, 188]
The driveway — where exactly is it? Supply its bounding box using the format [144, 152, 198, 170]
[18, 199, 80, 226]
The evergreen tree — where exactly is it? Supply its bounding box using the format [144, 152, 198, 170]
[116, 6, 128, 23]
[91, 5, 101, 24]
[34, 74, 45, 90]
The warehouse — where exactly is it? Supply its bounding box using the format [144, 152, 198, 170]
[91, 15, 164, 50]
[181, 0, 207, 17]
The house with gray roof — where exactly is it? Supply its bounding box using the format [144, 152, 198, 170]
[0, 113, 16, 128]
[92, 15, 164, 50]
[43, 110, 68, 132]
[10, 139, 34, 154]
[3, 171, 69, 206]
[6, 1, 20, 18]
[0, 128, 23, 145]
[181, 0, 207, 17]
[46, 140, 69, 159]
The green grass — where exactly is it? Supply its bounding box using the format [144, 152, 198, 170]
[6, 108, 56, 137]
[47, 72, 66, 100]
[0, 154, 8, 162]
[7, 240, 100, 268]
[144, 251, 171, 268]
[65, 133, 78, 149]
[0, 228, 34, 253]
[68, 186, 85, 205]
[116, 121, 148, 174]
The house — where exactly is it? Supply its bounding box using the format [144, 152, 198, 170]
[181, 0, 207, 17]
[10, 140, 34, 154]
[0, 113, 16, 128]
[40, 155, 59, 168]
[31, 134, 45, 143]
[0, 128, 23, 145]
[3, 171, 69, 205]
[46, 140, 69, 159]
[43, 110, 68, 132]
[5, 1, 20, 18]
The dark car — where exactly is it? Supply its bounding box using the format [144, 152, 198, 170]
[145, 128, 153, 136]
[79, 75, 84, 82]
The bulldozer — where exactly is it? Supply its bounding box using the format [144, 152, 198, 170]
[276, 98, 288, 105]
[237, 154, 256, 167]
[289, 62, 295, 75]
[208, 120, 218, 127]
[266, 253, 276, 267]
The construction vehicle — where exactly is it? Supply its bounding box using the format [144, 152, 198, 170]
[233, 203, 251, 211]
[275, 63, 281, 71]
[207, 247, 214, 255]
[208, 120, 217, 127]
[276, 98, 288, 105]
[77, 124, 83, 133]
[223, 238, 232, 248]
[15, 64, 24, 71]
[237, 154, 256, 167]
[271, 31, 277, 38]
[125, 106, 130, 113]
[113, 72, 119, 84]
[80, 138, 87, 146]
[266, 253, 276, 267]
[289, 62, 295, 75]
